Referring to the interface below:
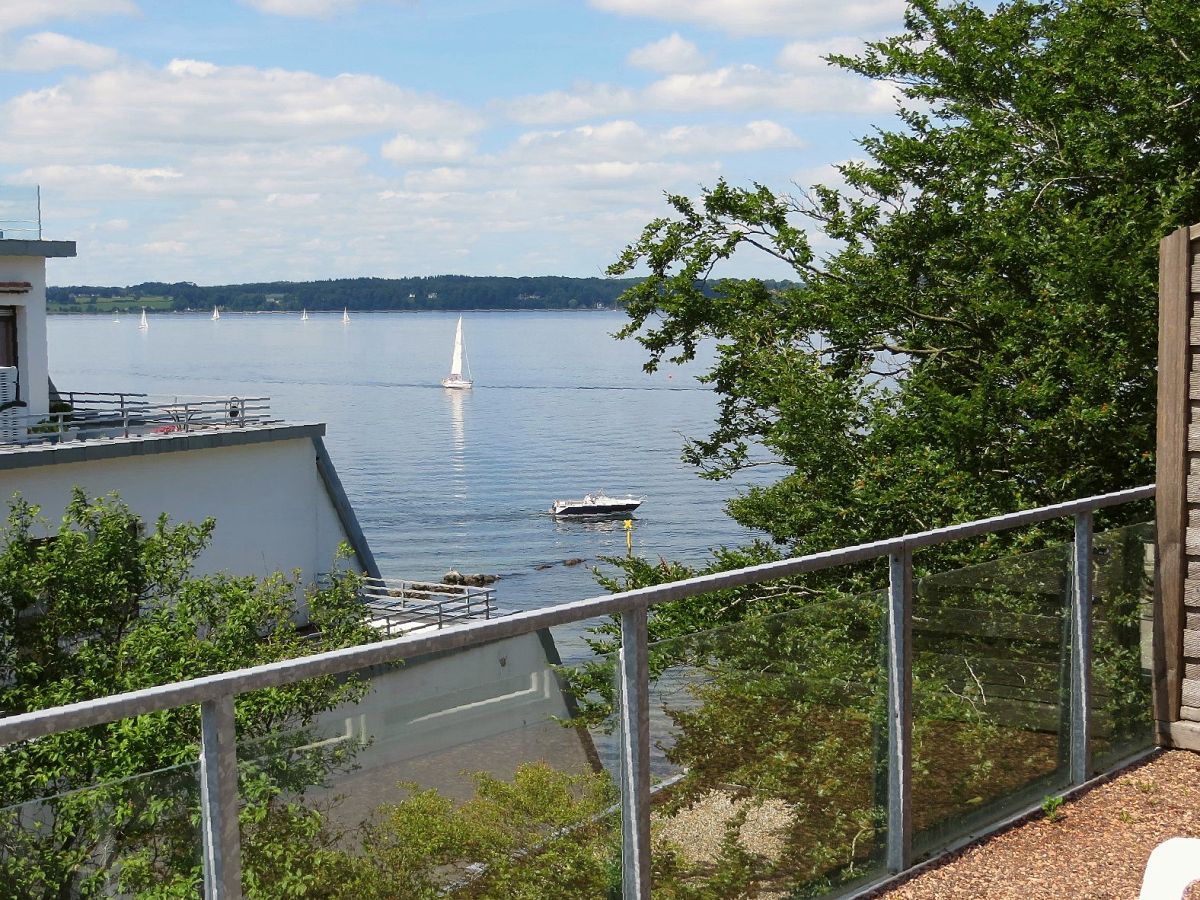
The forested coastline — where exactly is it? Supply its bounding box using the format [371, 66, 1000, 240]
[45, 275, 648, 313]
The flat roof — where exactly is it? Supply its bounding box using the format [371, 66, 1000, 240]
[0, 240, 76, 258]
[0, 422, 326, 471]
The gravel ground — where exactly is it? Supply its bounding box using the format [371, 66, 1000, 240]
[656, 790, 792, 865]
[869, 749, 1200, 900]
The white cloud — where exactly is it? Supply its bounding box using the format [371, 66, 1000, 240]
[504, 83, 637, 125]
[507, 63, 897, 124]
[626, 33, 706, 74]
[0, 32, 120, 72]
[0, 0, 137, 36]
[776, 37, 871, 71]
[381, 134, 473, 165]
[513, 119, 802, 162]
[0, 59, 480, 164]
[25, 163, 182, 194]
[240, 0, 411, 18]
[590, 0, 904, 37]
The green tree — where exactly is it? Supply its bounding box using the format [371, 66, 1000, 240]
[609, 0, 1185, 555]
[0, 490, 378, 897]
[574, 4, 1172, 890]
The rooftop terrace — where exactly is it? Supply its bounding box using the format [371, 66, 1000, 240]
[0, 485, 1161, 898]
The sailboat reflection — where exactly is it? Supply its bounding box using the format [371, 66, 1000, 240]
[446, 389, 467, 503]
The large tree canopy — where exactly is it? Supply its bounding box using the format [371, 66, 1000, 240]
[610, 0, 1196, 553]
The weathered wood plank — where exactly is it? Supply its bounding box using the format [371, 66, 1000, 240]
[1171, 710, 1200, 734]
[1187, 424, 1200, 451]
[1187, 529, 1200, 556]
[1186, 629, 1200, 658]
[1168, 722, 1200, 752]
[1186, 678, 1200, 708]
[1158, 225, 1192, 725]
[1187, 662, 1200, 680]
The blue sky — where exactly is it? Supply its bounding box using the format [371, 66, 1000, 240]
[0, 0, 910, 285]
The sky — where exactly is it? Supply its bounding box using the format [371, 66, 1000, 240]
[0, 0, 910, 286]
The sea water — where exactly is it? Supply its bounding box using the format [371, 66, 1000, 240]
[47, 310, 772, 657]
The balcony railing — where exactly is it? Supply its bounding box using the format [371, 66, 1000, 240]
[0, 392, 275, 447]
[359, 576, 499, 635]
[0, 484, 1157, 898]
[0, 186, 40, 241]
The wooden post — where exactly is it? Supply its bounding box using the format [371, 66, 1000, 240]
[1157, 225, 1193, 743]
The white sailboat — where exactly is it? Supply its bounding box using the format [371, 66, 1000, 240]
[300, 309, 309, 322]
[342, 307, 350, 325]
[138, 309, 149, 331]
[211, 306, 220, 321]
[441, 316, 473, 389]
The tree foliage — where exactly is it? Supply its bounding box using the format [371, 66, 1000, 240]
[610, 0, 1189, 553]
[0, 490, 378, 897]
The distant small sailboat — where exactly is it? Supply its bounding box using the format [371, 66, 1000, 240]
[211, 306, 220, 321]
[138, 309, 149, 331]
[301, 309, 309, 322]
[441, 316, 473, 389]
[342, 307, 350, 325]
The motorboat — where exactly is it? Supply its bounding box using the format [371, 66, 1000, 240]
[550, 492, 643, 517]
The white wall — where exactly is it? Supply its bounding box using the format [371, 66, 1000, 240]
[0, 255, 49, 417]
[310, 630, 598, 821]
[0, 436, 352, 592]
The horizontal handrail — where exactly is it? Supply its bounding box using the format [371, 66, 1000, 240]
[0, 483, 1154, 747]
[0, 393, 276, 447]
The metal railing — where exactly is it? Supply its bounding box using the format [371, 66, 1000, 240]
[358, 576, 498, 635]
[0, 484, 1156, 898]
[0, 186, 40, 241]
[0, 392, 274, 447]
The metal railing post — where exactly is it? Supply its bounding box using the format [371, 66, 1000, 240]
[619, 604, 652, 899]
[200, 694, 243, 900]
[1070, 511, 1094, 784]
[887, 547, 913, 873]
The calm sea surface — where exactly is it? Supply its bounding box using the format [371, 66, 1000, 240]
[47, 310, 770, 656]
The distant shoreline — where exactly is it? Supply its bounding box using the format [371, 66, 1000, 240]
[46, 274, 641, 315]
[47, 306, 626, 315]
[45, 273, 792, 315]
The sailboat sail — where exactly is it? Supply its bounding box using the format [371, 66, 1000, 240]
[211, 306, 220, 320]
[138, 309, 149, 331]
[442, 316, 473, 389]
[300, 309, 309, 321]
[342, 307, 350, 325]
[450, 318, 464, 376]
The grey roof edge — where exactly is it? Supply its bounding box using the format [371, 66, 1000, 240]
[0, 422, 327, 471]
[0, 240, 77, 258]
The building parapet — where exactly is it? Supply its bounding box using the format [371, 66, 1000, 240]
[0, 419, 324, 471]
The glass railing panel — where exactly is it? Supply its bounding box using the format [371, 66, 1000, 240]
[0, 185, 40, 240]
[911, 543, 1072, 858]
[0, 759, 202, 896]
[236, 627, 618, 898]
[636, 590, 888, 897]
[1090, 522, 1156, 774]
